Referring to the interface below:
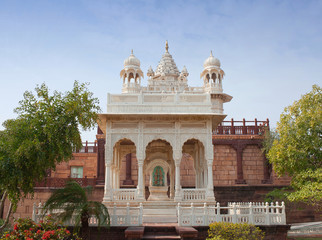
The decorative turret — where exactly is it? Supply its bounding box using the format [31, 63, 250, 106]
[120, 50, 144, 93]
[154, 41, 180, 79]
[146, 41, 189, 93]
[179, 65, 189, 84]
[200, 51, 225, 93]
[147, 66, 154, 77]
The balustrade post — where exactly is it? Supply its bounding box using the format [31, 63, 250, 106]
[94, 140, 97, 153]
[281, 202, 286, 224]
[204, 203, 208, 225]
[216, 202, 221, 222]
[113, 203, 117, 226]
[254, 118, 258, 134]
[231, 118, 235, 134]
[218, 123, 223, 134]
[249, 202, 254, 224]
[265, 202, 270, 225]
[126, 203, 130, 225]
[177, 203, 181, 226]
[232, 203, 237, 223]
[139, 203, 143, 225]
[191, 203, 195, 225]
[242, 118, 246, 134]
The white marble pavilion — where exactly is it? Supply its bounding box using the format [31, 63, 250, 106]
[98, 41, 232, 204]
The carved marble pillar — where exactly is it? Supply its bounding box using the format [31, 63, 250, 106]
[206, 160, 215, 200]
[174, 161, 182, 201]
[103, 162, 112, 202]
[136, 161, 145, 201]
[123, 153, 134, 185]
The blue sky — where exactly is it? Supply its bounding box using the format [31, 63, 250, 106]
[1, 0, 321, 141]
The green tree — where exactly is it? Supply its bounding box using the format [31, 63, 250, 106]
[42, 181, 109, 239]
[266, 85, 322, 208]
[0, 81, 100, 231]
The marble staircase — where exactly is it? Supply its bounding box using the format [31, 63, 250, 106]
[143, 201, 178, 224]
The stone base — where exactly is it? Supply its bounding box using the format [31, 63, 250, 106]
[125, 226, 144, 240]
[148, 186, 170, 201]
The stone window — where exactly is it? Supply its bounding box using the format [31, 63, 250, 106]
[71, 166, 83, 178]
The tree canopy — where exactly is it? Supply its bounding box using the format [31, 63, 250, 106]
[266, 84, 322, 207]
[0, 81, 100, 210]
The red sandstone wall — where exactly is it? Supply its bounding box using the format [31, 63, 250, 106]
[242, 145, 265, 185]
[272, 171, 291, 185]
[213, 145, 237, 186]
[180, 155, 196, 187]
[119, 153, 138, 187]
[51, 153, 97, 178]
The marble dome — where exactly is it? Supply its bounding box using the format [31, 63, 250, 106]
[124, 50, 140, 67]
[203, 51, 221, 68]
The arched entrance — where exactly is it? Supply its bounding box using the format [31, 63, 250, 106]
[182, 138, 207, 189]
[144, 139, 175, 201]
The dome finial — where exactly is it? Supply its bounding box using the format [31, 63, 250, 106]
[131, 49, 133, 54]
[210, 50, 213, 57]
[165, 40, 169, 52]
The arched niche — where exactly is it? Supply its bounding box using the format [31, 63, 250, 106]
[182, 138, 207, 188]
[112, 138, 137, 188]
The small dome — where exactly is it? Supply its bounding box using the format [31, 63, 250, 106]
[203, 51, 221, 68]
[124, 50, 140, 67]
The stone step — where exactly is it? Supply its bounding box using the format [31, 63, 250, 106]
[143, 215, 178, 223]
[143, 208, 177, 215]
[142, 226, 181, 239]
[142, 233, 181, 239]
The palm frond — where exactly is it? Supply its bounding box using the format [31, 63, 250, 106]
[87, 201, 110, 228]
[42, 180, 109, 231]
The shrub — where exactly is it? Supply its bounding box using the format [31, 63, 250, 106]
[0, 216, 81, 240]
[207, 222, 265, 240]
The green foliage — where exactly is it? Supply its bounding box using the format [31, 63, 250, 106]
[0, 81, 100, 206]
[42, 181, 110, 232]
[266, 85, 322, 208]
[0, 220, 10, 234]
[264, 187, 289, 203]
[207, 222, 264, 240]
[0, 216, 81, 240]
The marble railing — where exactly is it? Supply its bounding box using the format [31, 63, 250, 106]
[182, 188, 207, 201]
[33, 201, 286, 227]
[177, 202, 286, 226]
[32, 202, 143, 227]
[109, 203, 143, 226]
[112, 189, 137, 201]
